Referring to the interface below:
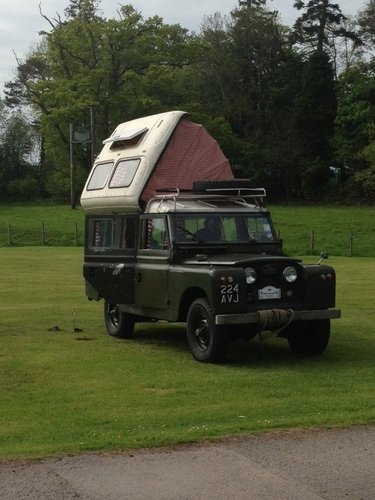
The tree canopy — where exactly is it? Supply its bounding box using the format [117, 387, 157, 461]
[1, 0, 374, 203]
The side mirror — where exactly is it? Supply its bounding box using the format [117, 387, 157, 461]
[318, 251, 328, 265]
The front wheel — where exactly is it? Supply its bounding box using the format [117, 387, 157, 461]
[186, 298, 228, 363]
[104, 301, 135, 338]
[287, 319, 330, 356]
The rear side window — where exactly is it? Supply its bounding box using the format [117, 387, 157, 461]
[87, 216, 137, 252]
[91, 219, 113, 248]
[86, 162, 113, 190]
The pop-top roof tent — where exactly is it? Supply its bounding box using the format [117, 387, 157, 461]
[80, 110, 234, 213]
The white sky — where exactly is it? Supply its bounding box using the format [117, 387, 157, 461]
[0, 0, 367, 94]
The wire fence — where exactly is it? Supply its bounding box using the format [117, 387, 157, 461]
[1, 222, 83, 247]
[0, 223, 371, 257]
[279, 229, 370, 257]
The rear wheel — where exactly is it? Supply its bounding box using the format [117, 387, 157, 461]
[104, 301, 135, 338]
[287, 319, 330, 356]
[186, 298, 228, 363]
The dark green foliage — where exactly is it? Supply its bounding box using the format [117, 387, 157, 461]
[0, 102, 41, 198]
[358, 0, 375, 46]
[293, 51, 337, 197]
[292, 0, 361, 54]
[1, 0, 374, 200]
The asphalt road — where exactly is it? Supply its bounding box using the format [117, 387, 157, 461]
[0, 425, 374, 500]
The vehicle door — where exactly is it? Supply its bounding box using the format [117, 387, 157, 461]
[135, 215, 170, 311]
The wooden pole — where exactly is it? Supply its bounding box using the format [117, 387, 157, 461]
[89, 106, 95, 167]
[70, 123, 76, 209]
[74, 222, 78, 246]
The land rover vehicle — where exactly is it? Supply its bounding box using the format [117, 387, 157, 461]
[81, 111, 340, 363]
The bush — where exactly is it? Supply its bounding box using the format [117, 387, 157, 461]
[7, 177, 41, 197]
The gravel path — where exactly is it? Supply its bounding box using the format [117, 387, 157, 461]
[0, 425, 374, 499]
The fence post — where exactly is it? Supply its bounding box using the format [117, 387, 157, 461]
[7, 224, 12, 246]
[349, 231, 354, 256]
[74, 222, 79, 246]
[41, 222, 45, 246]
[310, 230, 315, 251]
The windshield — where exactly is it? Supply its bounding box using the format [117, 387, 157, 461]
[172, 214, 275, 244]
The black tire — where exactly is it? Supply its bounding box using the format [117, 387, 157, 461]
[186, 298, 228, 363]
[287, 319, 330, 356]
[193, 179, 252, 194]
[104, 301, 135, 339]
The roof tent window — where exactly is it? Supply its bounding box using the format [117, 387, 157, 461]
[86, 161, 113, 190]
[109, 158, 141, 188]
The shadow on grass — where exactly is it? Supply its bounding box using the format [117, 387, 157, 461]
[127, 322, 336, 367]
[117, 322, 368, 368]
[132, 323, 187, 353]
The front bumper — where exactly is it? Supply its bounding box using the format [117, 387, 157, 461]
[215, 308, 341, 326]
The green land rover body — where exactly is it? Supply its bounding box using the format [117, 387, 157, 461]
[83, 183, 340, 362]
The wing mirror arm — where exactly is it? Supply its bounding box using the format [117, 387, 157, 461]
[317, 251, 328, 265]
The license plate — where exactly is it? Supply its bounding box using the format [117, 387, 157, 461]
[258, 286, 281, 300]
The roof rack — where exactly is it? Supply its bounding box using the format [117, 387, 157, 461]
[147, 185, 267, 212]
[201, 186, 266, 198]
[156, 186, 265, 198]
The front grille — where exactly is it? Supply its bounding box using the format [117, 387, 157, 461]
[244, 261, 302, 309]
[262, 264, 278, 275]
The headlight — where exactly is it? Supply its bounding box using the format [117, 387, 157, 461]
[245, 267, 257, 284]
[283, 266, 298, 283]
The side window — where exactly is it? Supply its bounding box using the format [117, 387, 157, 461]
[141, 217, 169, 250]
[245, 216, 274, 241]
[260, 218, 274, 240]
[121, 217, 136, 249]
[88, 216, 137, 251]
[90, 219, 113, 249]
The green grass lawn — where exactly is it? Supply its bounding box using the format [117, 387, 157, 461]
[270, 204, 375, 257]
[0, 247, 374, 460]
[0, 203, 85, 246]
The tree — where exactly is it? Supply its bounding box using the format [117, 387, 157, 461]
[64, 0, 101, 19]
[358, 0, 375, 47]
[334, 62, 375, 197]
[292, 0, 362, 71]
[4, 1, 199, 201]
[198, 4, 293, 138]
[356, 128, 375, 198]
[238, 0, 269, 6]
[0, 99, 40, 197]
[197, 3, 305, 198]
[294, 51, 337, 196]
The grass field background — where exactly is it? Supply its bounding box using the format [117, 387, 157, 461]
[0, 203, 374, 256]
[0, 247, 374, 460]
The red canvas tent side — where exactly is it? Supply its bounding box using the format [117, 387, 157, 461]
[140, 119, 234, 204]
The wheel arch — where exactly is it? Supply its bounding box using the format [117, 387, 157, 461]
[177, 287, 208, 322]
